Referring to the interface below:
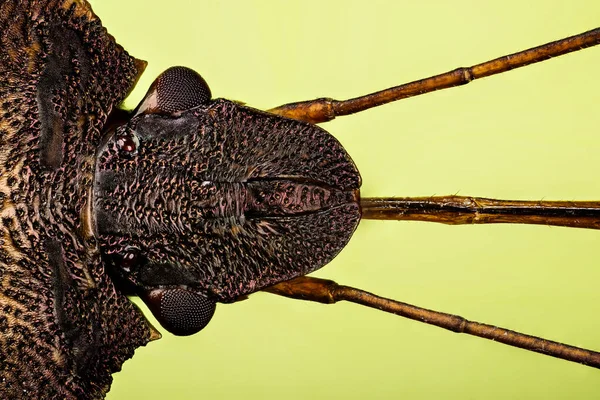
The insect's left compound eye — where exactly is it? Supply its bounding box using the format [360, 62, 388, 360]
[116, 133, 139, 157]
[142, 288, 217, 336]
[136, 66, 212, 115]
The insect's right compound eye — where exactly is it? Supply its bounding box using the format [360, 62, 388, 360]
[142, 288, 217, 336]
[136, 66, 212, 115]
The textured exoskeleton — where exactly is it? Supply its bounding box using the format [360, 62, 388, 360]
[0, 1, 360, 398]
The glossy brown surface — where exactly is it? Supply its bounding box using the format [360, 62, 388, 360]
[361, 196, 600, 229]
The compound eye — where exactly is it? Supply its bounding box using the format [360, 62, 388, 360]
[142, 288, 216, 336]
[116, 133, 139, 157]
[136, 66, 212, 115]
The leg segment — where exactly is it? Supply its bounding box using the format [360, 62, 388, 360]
[268, 28, 600, 124]
[264, 276, 600, 368]
[360, 196, 600, 229]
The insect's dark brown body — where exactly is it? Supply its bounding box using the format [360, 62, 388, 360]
[2, 1, 600, 399]
[0, 1, 151, 397]
[0, 1, 361, 397]
[96, 98, 360, 301]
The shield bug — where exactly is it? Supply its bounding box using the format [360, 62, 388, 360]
[1, 1, 599, 399]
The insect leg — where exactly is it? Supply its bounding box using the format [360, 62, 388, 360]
[264, 276, 600, 368]
[360, 196, 600, 230]
[267, 28, 600, 124]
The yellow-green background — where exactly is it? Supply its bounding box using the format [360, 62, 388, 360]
[89, 1, 600, 398]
